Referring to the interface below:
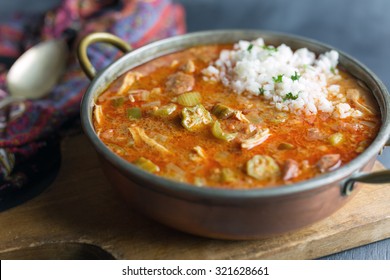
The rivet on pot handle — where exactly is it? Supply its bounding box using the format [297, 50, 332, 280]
[341, 170, 390, 196]
[77, 32, 132, 80]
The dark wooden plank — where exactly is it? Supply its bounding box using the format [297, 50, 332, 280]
[321, 238, 390, 260]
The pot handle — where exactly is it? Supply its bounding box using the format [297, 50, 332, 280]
[77, 32, 132, 80]
[341, 170, 390, 196]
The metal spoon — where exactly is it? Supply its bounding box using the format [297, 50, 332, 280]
[0, 33, 72, 109]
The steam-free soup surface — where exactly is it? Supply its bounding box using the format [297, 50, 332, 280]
[93, 42, 380, 189]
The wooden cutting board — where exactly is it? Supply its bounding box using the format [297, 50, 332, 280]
[0, 133, 389, 260]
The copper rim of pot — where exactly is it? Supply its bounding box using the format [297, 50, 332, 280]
[78, 30, 390, 205]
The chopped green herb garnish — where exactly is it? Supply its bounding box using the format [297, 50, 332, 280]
[111, 97, 124, 108]
[272, 75, 284, 83]
[262, 45, 277, 52]
[259, 87, 265, 95]
[283, 92, 299, 101]
[291, 71, 301, 81]
[247, 44, 254, 51]
[330, 66, 336, 74]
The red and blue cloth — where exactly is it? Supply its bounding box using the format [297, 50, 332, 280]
[0, 0, 185, 199]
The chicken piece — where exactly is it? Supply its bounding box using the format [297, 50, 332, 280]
[189, 146, 207, 162]
[316, 154, 341, 173]
[234, 111, 250, 123]
[241, 128, 270, 150]
[346, 88, 378, 115]
[282, 159, 299, 181]
[94, 105, 103, 124]
[166, 72, 195, 95]
[117, 72, 143, 95]
[306, 128, 325, 141]
[128, 127, 170, 154]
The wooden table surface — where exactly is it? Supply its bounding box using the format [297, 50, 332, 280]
[0, 133, 389, 260]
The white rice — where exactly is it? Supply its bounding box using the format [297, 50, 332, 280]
[202, 38, 361, 118]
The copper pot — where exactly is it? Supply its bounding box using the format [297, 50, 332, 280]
[77, 30, 390, 239]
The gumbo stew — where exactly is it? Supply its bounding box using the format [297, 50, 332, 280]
[93, 39, 380, 189]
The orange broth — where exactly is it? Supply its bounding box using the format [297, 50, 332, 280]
[93, 44, 380, 189]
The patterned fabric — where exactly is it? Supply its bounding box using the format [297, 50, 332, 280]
[0, 0, 185, 198]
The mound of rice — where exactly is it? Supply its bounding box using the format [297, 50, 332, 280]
[202, 38, 362, 118]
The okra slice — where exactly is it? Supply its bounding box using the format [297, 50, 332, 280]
[211, 120, 237, 142]
[181, 104, 212, 131]
[246, 155, 280, 181]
